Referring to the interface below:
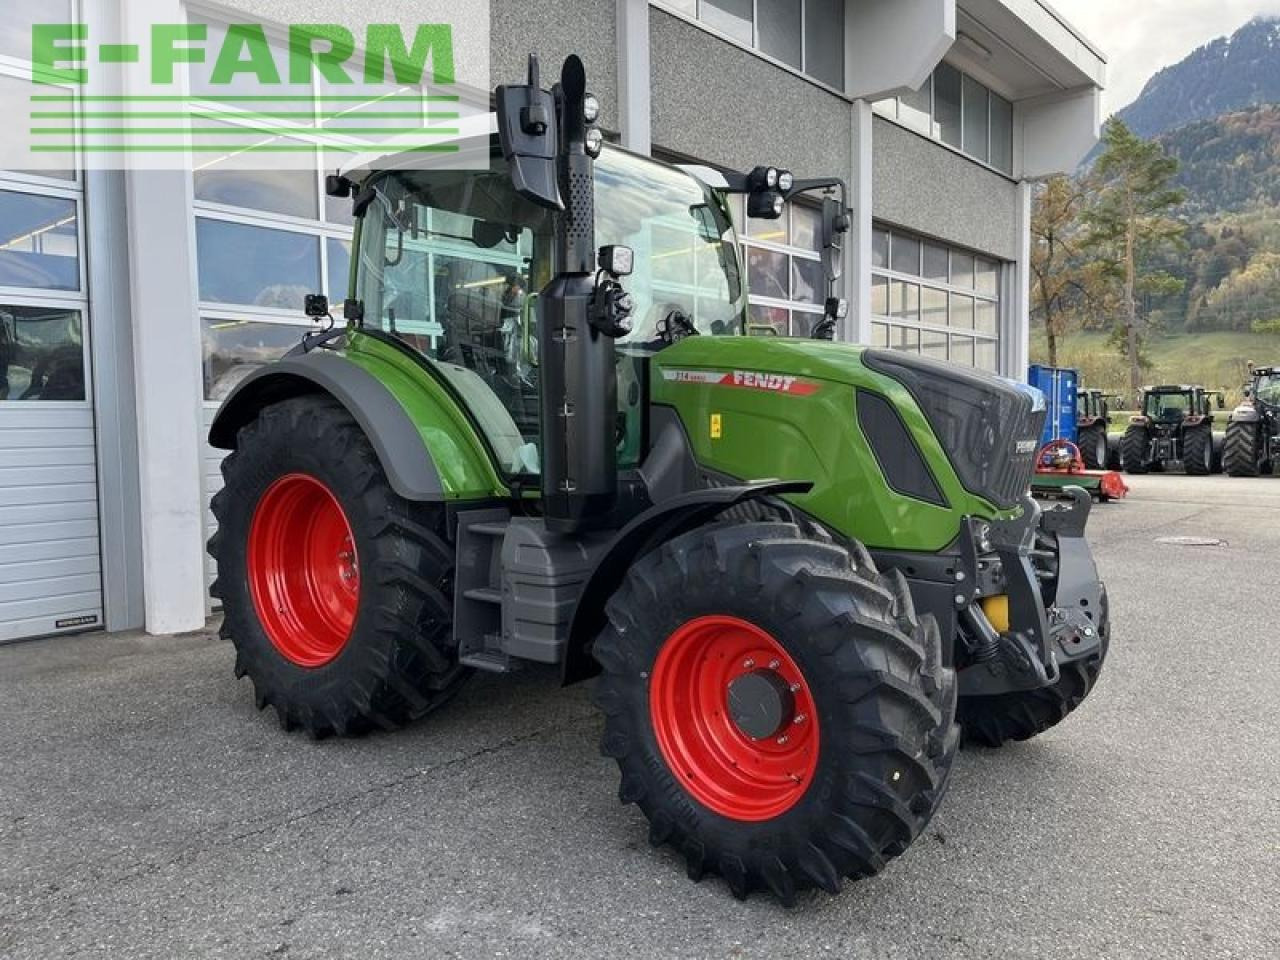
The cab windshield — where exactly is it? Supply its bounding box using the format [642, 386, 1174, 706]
[353, 145, 746, 477]
[1145, 392, 1192, 420]
[1255, 374, 1280, 407]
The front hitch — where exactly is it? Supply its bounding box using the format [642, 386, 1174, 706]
[959, 489, 1106, 697]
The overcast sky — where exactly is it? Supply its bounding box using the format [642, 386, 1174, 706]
[1056, 1, 1280, 113]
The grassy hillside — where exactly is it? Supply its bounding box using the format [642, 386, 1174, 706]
[1030, 330, 1280, 405]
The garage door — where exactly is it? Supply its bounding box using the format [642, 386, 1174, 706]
[0, 171, 102, 643]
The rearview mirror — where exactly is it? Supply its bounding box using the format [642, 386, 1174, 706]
[496, 55, 562, 211]
[821, 195, 850, 283]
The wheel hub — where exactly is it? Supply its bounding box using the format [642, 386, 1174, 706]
[648, 616, 819, 822]
[247, 473, 360, 668]
[727, 669, 796, 740]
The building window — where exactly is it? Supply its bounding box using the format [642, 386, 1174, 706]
[0, 304, 85, 401]
[0, 21, 90, 409]
[662, 0, 845, 89]
[874, 63, 1014, 176]
[724, 194, 829, 338]
[871, 224, 1001, 373]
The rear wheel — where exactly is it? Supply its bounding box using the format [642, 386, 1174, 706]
[210, 396, 468, 737]
[959, 588, 1110, 747]
[1078, 424, 1108, 470]
[1183, 425, 1213, 476]
[593, 522, 959, 904]
[1224, 421, 1261, 477]
[1121, 425, 1150, 474]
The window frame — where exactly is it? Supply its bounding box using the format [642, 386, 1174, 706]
[728, 193, 831, 339]
[652, 0, 846, 95]
[873, 61, 1016, 179]
[870, 224, 1002, 373]
[0, 31, 91, 410]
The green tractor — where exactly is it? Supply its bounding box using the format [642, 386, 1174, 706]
[1121, 385, 1224, 475]
[1224, 364, 1280, 477]
[208, 57, 1110, 903]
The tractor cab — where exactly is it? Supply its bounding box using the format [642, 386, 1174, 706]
[1076, 389, 1110, 427]
[342, 144, 750, 480]
[1252, 367, 1280, 409]
[1140, 386, 1220, 425]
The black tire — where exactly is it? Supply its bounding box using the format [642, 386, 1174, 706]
[959, 588, 1110, 748]
[592, 522, 959, 904]
[1121, 425, 1150, 474]
[1078, 424, 1108, 470]
[209, 396, 469, 736]
[1183, 425, 1213, 476]
[1106, 434, 1122, 471]
[1224, 421, 1260, 477]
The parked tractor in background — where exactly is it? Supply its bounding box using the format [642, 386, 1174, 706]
[1122, 385, 1224, 475]
[207, 55, 1111, 904]
[1076, 388, 1119, 470]
[1225, 364, 1280, 477]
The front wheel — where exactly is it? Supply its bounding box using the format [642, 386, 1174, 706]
[592, 522, 959, 904]
[210, 396, 469, 736]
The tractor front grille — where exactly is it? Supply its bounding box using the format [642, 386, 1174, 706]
[864, 350, 1046, 510]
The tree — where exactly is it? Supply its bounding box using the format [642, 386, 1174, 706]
[1083, 118, 1188, 394]
[1031, 176, 1087, 366]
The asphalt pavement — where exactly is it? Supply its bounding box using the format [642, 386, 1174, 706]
[1, 475, 1277, 959]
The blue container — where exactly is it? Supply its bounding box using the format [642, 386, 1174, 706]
[1027, 365, 1079, 447]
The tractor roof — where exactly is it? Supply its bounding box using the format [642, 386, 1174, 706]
[334, 112, 498, 184]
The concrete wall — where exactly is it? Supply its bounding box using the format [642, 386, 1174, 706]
[491, 0, 619, 132]
[871, 117, 1018, 261]
[649, 9, 851, 179]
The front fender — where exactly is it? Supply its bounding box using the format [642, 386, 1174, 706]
[562, 480, 813, 684]
[209, 351, 454, 501]
[1229, 404, 1261, 424]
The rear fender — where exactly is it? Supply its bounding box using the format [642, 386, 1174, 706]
[208, 350, 488, 502]
[562, 480, 813, 684]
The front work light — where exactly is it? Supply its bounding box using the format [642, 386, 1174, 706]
[748, 191, 786, 219]
[583, 93, 601, 123]
[585, 127, 604, 157]
[749, 165, 780, 191]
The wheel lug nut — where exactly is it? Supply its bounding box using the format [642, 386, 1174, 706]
[768, 659, 780, 669]
[742, 658, 755, 669]
[776, 735, 789, 745]
[789, 683, 801, 693]
[793, 714, 806, 725]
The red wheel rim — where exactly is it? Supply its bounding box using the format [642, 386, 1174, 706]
[648, 616, 819, 822]
[247, 473, 360, 668]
